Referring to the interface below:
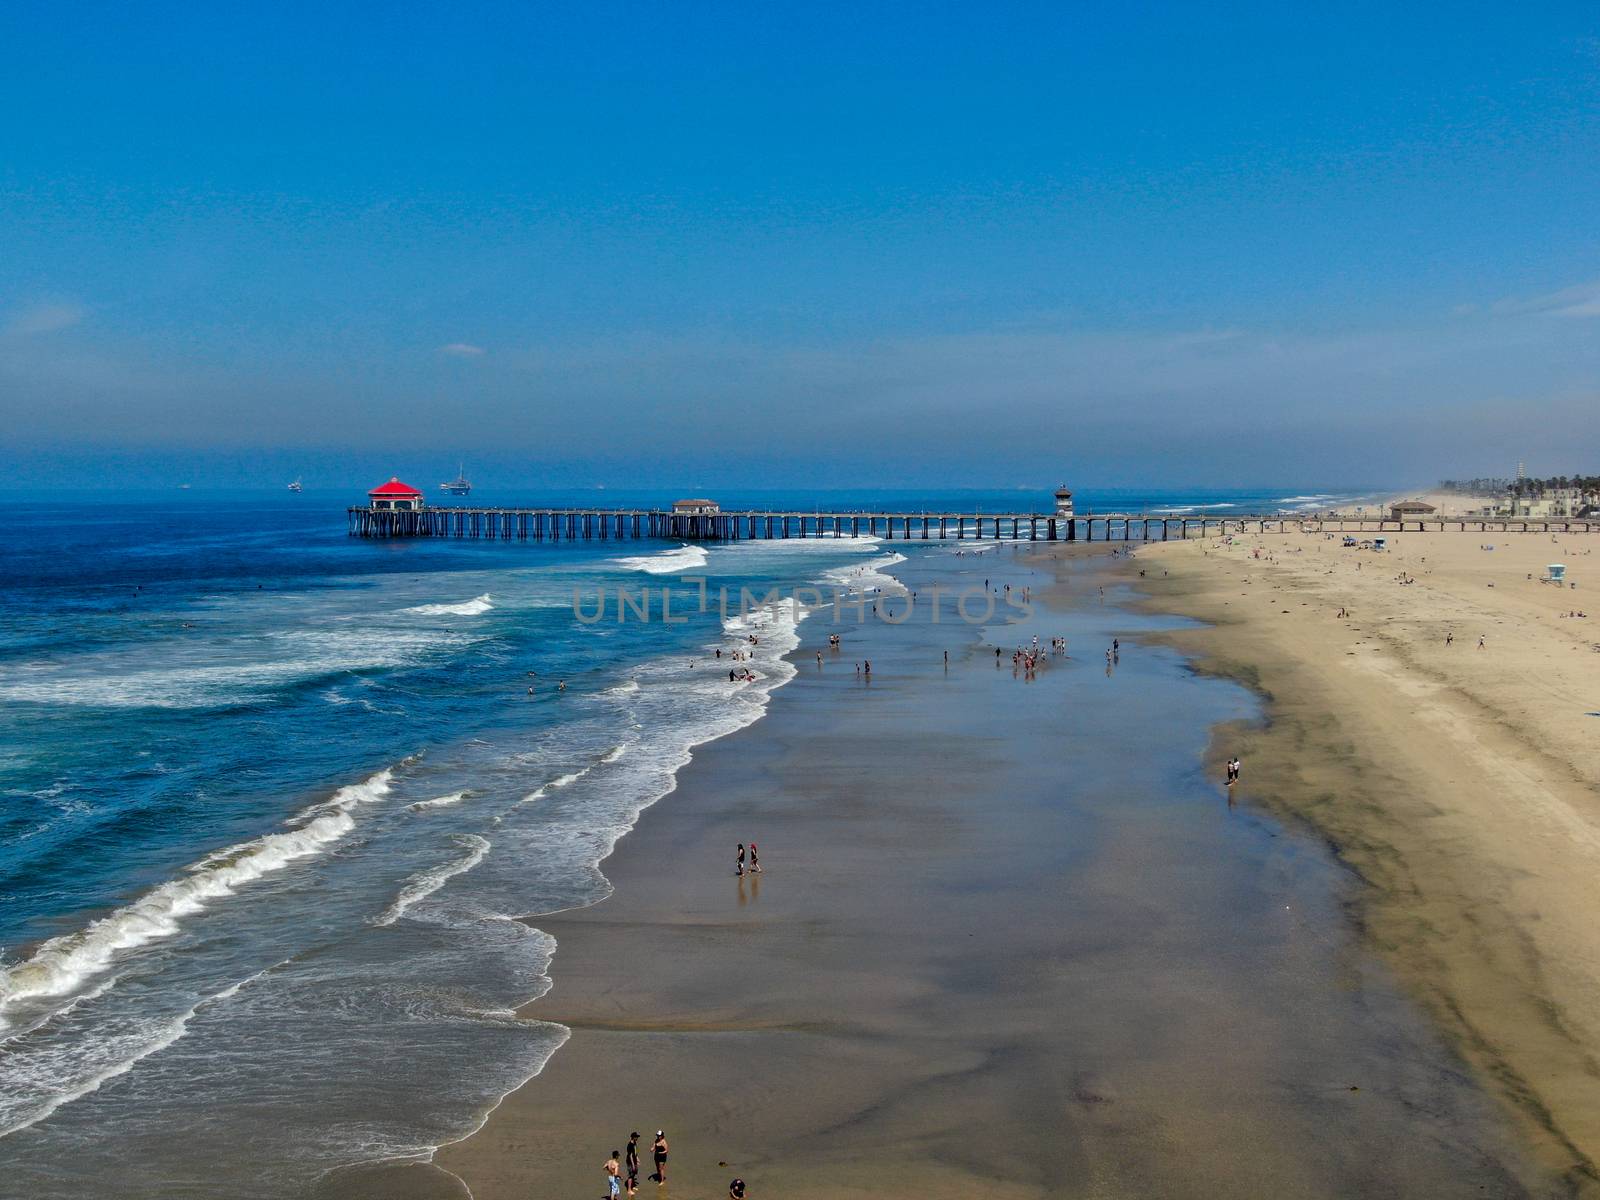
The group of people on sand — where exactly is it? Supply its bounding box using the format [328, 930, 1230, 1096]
[603, 1131, 674, 1195]
[1225, 756, 1243, 785]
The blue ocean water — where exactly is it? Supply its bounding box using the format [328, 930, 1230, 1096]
[0, 484, 1368, 1196]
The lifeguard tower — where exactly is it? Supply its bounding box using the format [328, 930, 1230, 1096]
[1054, 486, 1074, 518]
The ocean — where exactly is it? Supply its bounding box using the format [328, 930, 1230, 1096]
[0, 485, 1371, 1196]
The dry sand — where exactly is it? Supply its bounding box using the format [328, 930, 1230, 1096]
[1125, 528, 1600, 1191]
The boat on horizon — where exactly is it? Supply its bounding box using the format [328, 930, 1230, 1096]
[440, 464, 472, 495]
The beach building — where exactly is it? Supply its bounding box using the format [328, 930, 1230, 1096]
[1389, 499, 1436, 520]
[1500, 488, 1598, 519]
[672, 498, 720, 515]
[368, 477, 425, 512]
[1054, 486, 1075, 518]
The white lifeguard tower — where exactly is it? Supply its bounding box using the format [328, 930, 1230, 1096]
[1054, 485, 1074, 518]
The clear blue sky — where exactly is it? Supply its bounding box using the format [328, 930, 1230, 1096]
[2, 1, 1597, 489]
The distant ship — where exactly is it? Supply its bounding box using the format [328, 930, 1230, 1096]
[287, 477, 303, 493]
[439, 464, 472, 495]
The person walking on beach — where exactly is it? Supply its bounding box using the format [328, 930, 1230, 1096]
[605, 1150, 623, 1198]
[736, 843, 746, 877]
[653, 1132, 669, 1184]
[749, 841, 761, 873]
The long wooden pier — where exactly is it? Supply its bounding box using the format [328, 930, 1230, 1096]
[348, 507, 1599, 542]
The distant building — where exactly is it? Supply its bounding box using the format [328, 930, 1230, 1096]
[1389, 499, 1436, 520]
[1054, 486, 1074, 518]
[672, 498, 720, 515]
[369, 477, 425, 512]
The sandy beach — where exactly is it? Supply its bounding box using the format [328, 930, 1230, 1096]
[1122, 527, 1600, 1191]
[322, 545, 1560, 1200]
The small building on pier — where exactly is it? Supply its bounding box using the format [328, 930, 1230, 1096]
[1389, 498, 1436, 520]
[369, 477, 425, 512]
[672, 498, 720, 515]
[1054, 485, 1075, 518]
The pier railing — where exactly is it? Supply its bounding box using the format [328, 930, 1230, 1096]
[348, 507, 1599, 542]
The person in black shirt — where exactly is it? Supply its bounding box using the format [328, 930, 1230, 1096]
[625, 1132, 640, 1186]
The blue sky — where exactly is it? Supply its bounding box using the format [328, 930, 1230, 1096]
[2, 2, 1597, 489]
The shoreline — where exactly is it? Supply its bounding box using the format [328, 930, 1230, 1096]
[1110, 531, 1600, 1194]
[326, 541, 1563, 1199]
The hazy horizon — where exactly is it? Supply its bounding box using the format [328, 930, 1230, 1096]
[4, 4, 1598, 488]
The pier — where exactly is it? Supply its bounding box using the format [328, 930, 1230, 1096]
[348, 506, 1599, 542]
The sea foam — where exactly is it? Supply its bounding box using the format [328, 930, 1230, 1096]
[0, 769, 395, 1026]
[612, 544, 709, 574]
[375, 835, 491, 927]
[404, 594, 495, 617]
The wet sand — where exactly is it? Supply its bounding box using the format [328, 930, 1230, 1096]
[341, 547, 1555, 1199]
[1109, 529, 1600, 1194]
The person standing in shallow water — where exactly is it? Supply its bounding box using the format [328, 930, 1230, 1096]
[605, 1149, 622, 1198]
[653, 1132, 669, 1184]
[749, 841, 760, 873]
[736, 843, 746, 877]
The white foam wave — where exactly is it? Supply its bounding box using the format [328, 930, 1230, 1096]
[601, 680, 641, 696]
[0, 631, 467, 709]
[521, 770, 589, 802]
[0, 770, 395, 1025]
[0, 969, 264, 1139]
[409, 791, 467, 812]
[404, 593, 494, 617]
[600, 744, 628, 764]
[717, 534, 882, 551]
[612, 545, 709, 574]
[375, 836, 491, 927]
[822, 552, 909, 598]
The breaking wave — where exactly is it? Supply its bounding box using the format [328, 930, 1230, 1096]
[612, 545, 709, 574]
[0, 769, 395, 1027]
[374, 836, 491, 927]
[404, 594, 494, 617]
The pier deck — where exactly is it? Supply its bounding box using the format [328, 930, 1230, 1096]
[348, 507, 1599, 542]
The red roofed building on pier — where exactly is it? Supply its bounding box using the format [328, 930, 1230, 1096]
[368, 477, 425, 512]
